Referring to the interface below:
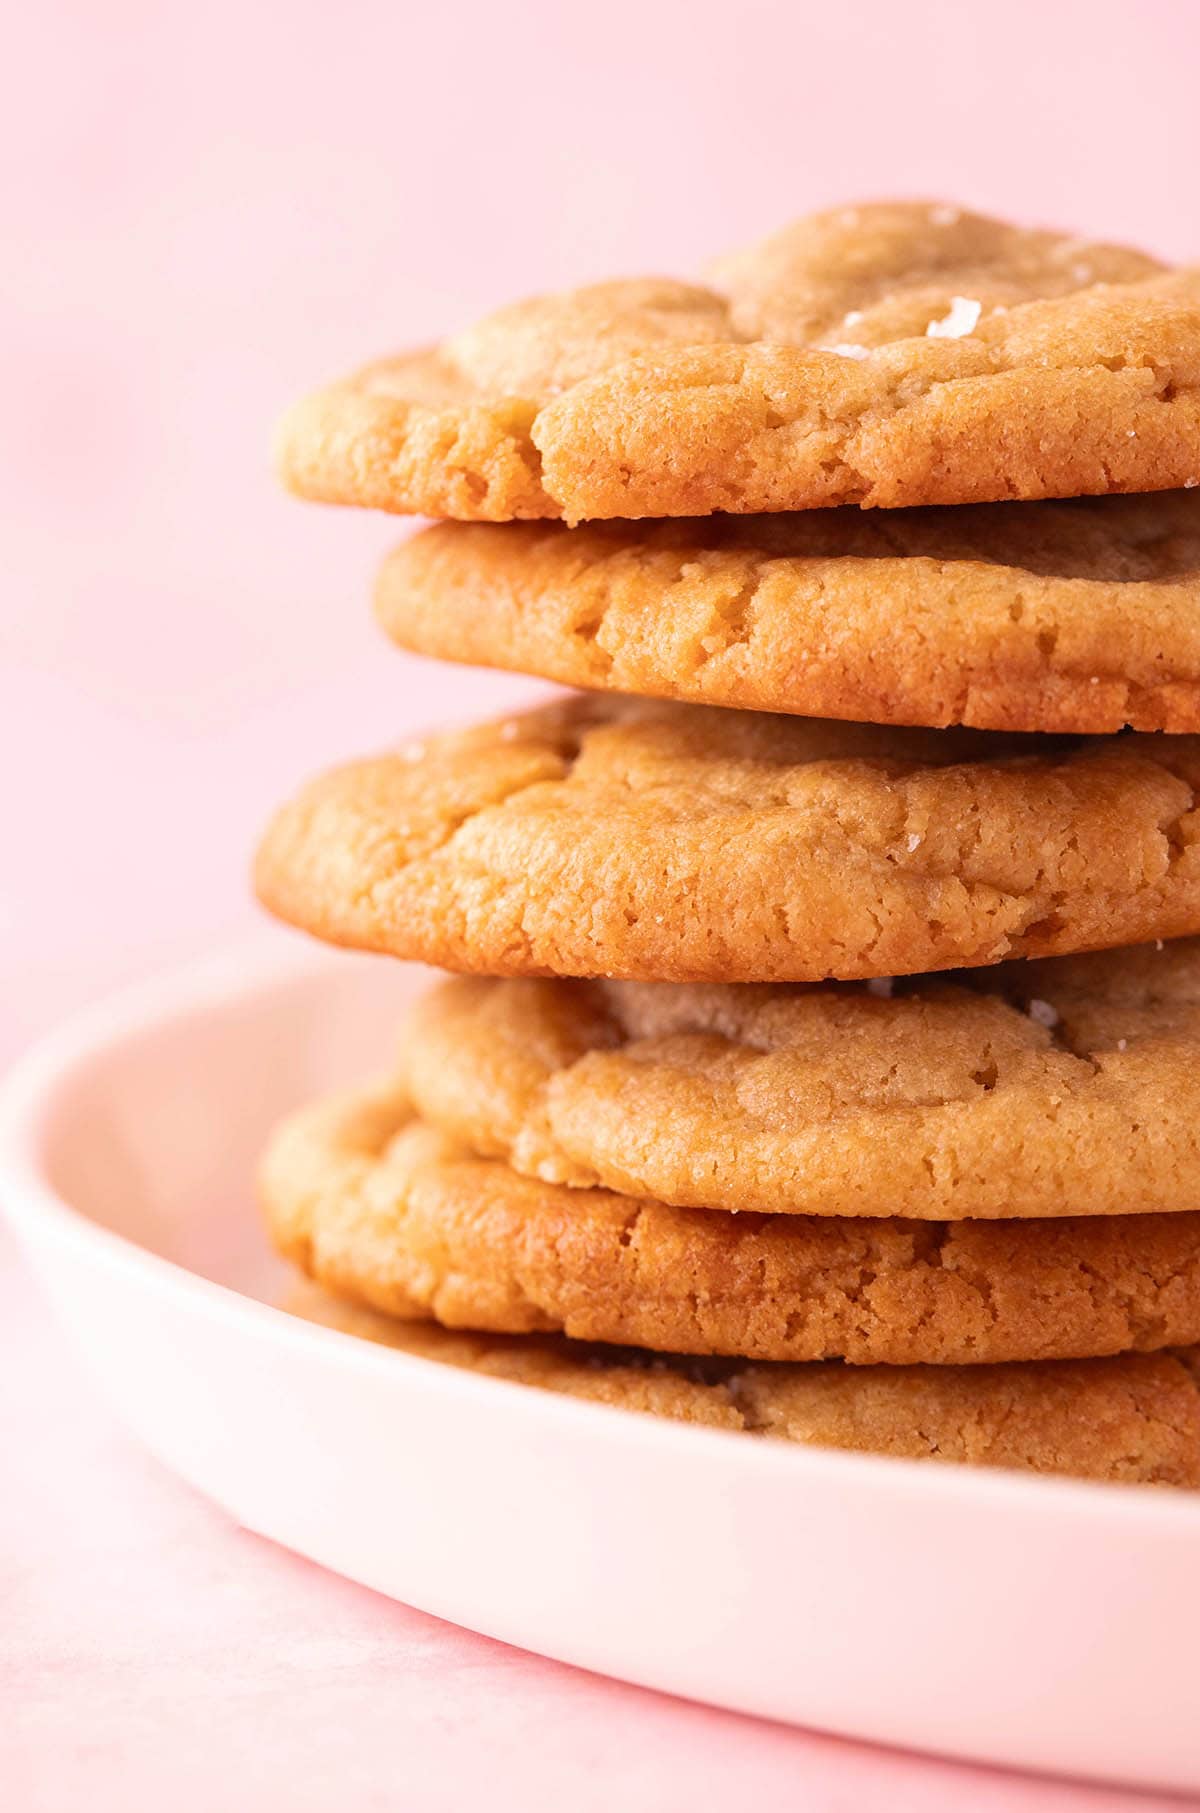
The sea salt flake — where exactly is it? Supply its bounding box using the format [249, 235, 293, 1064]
[1117, 1038, 1128, 1052]
[498, 720, 522, 741]
[926, 296, 982, 339]
[929, 205, 961, 227]
[1186, 478, 1199, 490]
[865, 977, 895, 998]
[905, 832, 922, 851]
[843, 309, 864, 327]
[1028, 998, 1060, 1029]
[400, 740, 426, 762]
[1156, 939, 1165, 950]
[825, 342, 870, 359]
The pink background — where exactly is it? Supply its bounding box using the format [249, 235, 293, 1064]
[4, 2, 1200, 1806]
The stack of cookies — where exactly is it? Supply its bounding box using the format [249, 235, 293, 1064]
[257, 202, 1200, 1487]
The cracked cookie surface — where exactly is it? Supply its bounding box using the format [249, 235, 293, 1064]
[401, 940, 1200, 1219]
[378, 491, 1200, 735]
[254, 694, 1200, 984]
[290, 1287, 1200, 1486]
[261, 1077, 1200, 1366]
[275, 202, 1200, 522]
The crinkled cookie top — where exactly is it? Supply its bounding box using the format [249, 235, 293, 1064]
[276, 201, 1200, 521]
[400, 940, 1200, 1220]
[254, 693, 1200, 985]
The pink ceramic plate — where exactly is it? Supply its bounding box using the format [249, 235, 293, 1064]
[2, 940, 1199, 1792]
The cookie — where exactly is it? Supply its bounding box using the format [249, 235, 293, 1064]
[398, 940, 1200, 1221]
[291, 1285, 1200, 1486]
[274, 202, 1200, 523]
[260, 1077, 1200, 1366]
[254, 694, 1200, 985]
[286, 1283, 746, 1431]
[377, 491, 1200, 735]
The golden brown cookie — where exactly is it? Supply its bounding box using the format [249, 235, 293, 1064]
[261, 1077, 1200, 1367]
[254, 695, 1200, 985]
[400, 940, 1200, 1220]
[377, 492, 1200, 735]
[274, 202, 1200, 523]
[288, 1286, 1200, 1487]
[286, 1283, 746, 1431]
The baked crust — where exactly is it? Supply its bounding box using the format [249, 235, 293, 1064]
[376, 492, 1200, 734]
[275, 203, 1200, 522]
[400, 940, 1200, 1220]
[261, 1078, 1200, 1368]
[254, 694, 1200, 984]
[289, 1287, 1200, 1485]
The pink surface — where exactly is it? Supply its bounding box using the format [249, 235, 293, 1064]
[4, 1, 1200, 1804]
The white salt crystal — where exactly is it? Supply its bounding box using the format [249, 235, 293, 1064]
[926, 296, 982, 339]
[1028, 998, 1060, 1029]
